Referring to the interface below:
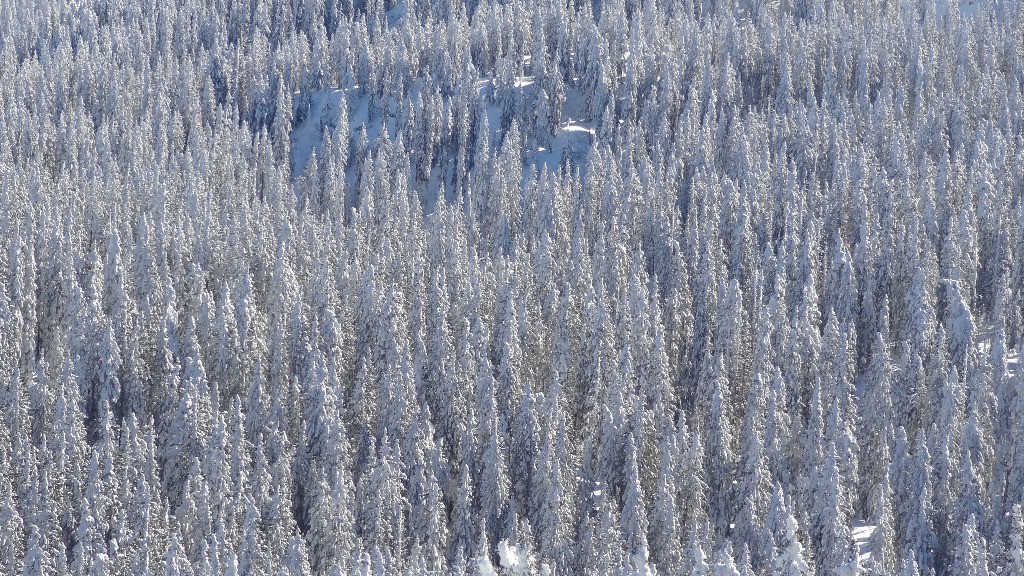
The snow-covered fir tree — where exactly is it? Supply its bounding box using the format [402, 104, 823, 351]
[0, 0, 1021, 573]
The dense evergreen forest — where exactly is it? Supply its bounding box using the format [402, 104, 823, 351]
[0, 0, 1023, 573]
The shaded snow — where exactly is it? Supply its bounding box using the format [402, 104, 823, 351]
[290, 89, 345, 179]
[935, 0, 988, 17]
[291, 77, 596, 198]
[527, 121, 595, 176]
[480, 79, 596, 180]
[290, 85, 397, 178]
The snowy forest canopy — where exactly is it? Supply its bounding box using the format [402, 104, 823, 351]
[0, 0, 1023, 574]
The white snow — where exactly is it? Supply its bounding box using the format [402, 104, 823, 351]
[476, 557, 499, 576]
[291, 79, 595, 200]
[514, 76, 535, 89]
[527, 119, 595, 176]
[290, 89, 345, 179]
[497, 540, 532, 575]
[852, 521, 876, 565]
[290, 84, 401, 180]
[935, 0, 987, 17]
[628, 550, 658, 576]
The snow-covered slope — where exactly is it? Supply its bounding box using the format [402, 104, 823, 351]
[936, 0, 988, 17]
[290, 76, 595, 201]
[290, 89, 346, 179]
[852, 522, 876, 566]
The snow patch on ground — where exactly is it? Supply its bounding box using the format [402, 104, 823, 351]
[527, 121, 595, 177]
[291, 76, 596, 197]
[497, 540, 533, 575]
[481, 79, 595, 181]
[289, 85, 397, 178]
[852, 521, 876, 566]
[290, 89, 345, 178]
[514, 76, 535, 89]
[935, 0, 987, 17]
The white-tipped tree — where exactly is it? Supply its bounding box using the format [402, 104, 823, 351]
[772, 512, 811, 576]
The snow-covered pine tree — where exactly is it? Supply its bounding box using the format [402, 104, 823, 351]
[772, 511, 811, 576]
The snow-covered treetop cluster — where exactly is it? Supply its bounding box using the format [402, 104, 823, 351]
[0, 0, 1023, 573]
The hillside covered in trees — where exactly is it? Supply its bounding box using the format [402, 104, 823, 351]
[0, 0, 1023, 573]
